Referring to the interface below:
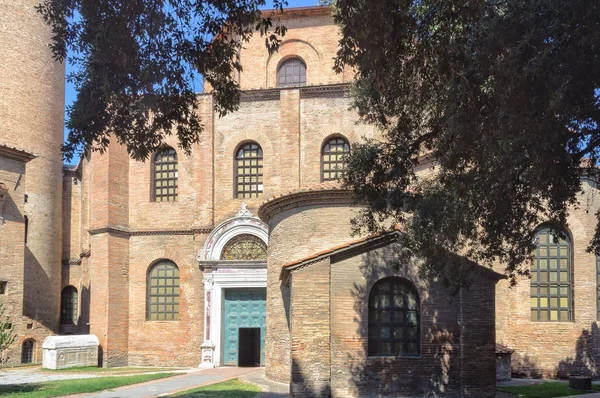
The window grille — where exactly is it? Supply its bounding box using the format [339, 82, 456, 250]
[153, 148, 178, 202]
[322, 137, 350, 181]
[21, 339, 34, 364]
[235, 143, 263, 198]
[277, 58, 307, 88]
[60, 286, 78, 325]
[530, 228, 571, 321]
[368, 277, 419, 356]
[147, 261, 180, 321]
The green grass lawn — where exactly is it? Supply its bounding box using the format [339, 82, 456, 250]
[174, 378, 262, 398]
[0, 372, 176, 397]
[498, 381, 600, 398]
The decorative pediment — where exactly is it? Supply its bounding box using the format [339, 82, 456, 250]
[197, 204, 268, 262]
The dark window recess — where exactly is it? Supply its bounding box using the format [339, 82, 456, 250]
[322, 137, 350, 181]
[24, 215, 28, 244]
[368, 277, 420, 357]
[21, 339, 35, 364]
[60, 286, 78, 325]
[0, 281, 6, 294]
[235, 143, 263, 199]
[277, 58, 307, 88]
[147, 261, 180, 321]
[530, 228, 572, 322]
[153, 148, 178, 202]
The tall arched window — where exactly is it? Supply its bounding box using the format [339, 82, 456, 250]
[60, 286, 78, 325]
[147, 261, 180, 321]
[368, 277, 419, 356]
[22, 339, 35, 364]
[277, 58, 306, 88]
[153, 147, 178, 202]
[531, 227, 572, 321]
[235, 142, 263, 198]
[322, 137, 350, 181]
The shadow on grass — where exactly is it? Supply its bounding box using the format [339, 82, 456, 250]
[0, 384, 44, 394]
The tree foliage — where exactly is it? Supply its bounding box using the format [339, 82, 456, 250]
[0, 299, 16, 365]
[334, 0, 600, 290]
[37, 0, 287, 161]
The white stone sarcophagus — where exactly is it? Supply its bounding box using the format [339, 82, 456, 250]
[42, 335, 99, 369]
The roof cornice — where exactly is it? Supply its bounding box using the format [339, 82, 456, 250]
[0, 144, 36, 163]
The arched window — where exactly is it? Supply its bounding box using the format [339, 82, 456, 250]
[147, 261, 180, 321]
[322, 137, 350, 181]
[235, 142, 263, 198]
[277, 58, 306, 88]
[60, 286, 78, 325]
[153, 147, 178, 202]
[368, 277, 419, 356]
[22, 339, 35, 364]
[221, 234, 267, 261]
[531, 227, 572, 321]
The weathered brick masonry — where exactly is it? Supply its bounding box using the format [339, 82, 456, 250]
[259, 186, 502, 397]
[3, 2, 600, 393]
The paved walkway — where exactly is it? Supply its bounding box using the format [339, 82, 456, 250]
[241, 369, 290, 398]
[72, 367, 261, 397]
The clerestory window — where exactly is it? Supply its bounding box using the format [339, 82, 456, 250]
[153, 147, 178, 202]
[277, 58, 307, 88]
[321, 137, 350, 181]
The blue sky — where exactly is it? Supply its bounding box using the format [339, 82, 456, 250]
[63, 0, 320, 164]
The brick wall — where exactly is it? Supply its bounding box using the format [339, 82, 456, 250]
[1, 0, 65, 340]
[460, 272, 498, 397]
[204, 8, 347, 92]
[495, 180, 600, 378]
[290, 258, 331, 397]
[330, 245, 464, 397]
[0, 156, 28, 365]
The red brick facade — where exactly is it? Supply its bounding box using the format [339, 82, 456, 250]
[3, 4, 600, 397]
[259, 188, 502, 397]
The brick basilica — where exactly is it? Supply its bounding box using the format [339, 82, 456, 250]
[1, 2, 600, 397]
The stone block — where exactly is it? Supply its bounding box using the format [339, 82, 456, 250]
[42, 335, 99, 369]
[569, 376, 592, 390]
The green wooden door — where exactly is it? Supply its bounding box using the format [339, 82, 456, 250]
[223, 288, 266, 366]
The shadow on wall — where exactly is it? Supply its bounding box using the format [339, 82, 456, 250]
[511, 323, 600, 380]
[512, 355, 543, 379]
[23, 245, 53, 330]
[556, 323, 600, 378]
[80, 284, 91, 334]
[346, 247, 461, 397]
[291, 358, 331, 397]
